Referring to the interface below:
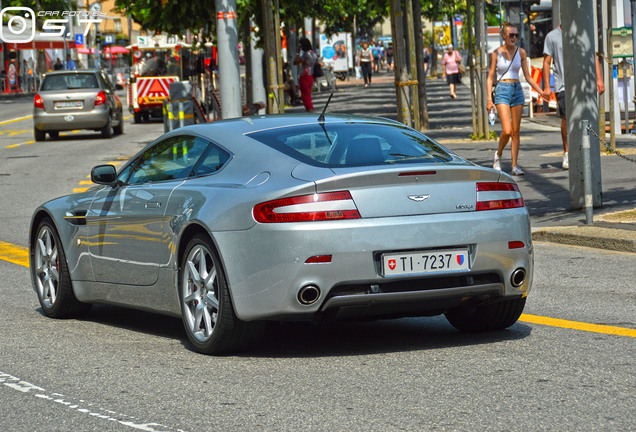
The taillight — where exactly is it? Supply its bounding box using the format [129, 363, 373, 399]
[254, 191, 361, 223]
[476, 182, 524, 211]
[34, 94, 43, 109]
[95, 91, 107, 106]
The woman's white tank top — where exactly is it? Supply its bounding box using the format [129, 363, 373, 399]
[496, 49, 521, 80]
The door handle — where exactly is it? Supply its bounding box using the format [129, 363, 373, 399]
[145, 202, 162, 209]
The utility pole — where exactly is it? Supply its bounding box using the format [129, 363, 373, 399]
[216, 0, 242, 118]
[562, 0, 602, 209]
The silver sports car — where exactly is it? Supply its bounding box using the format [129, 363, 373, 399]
[29, 114, 533, 354]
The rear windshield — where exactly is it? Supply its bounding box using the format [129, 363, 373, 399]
[247, 122, 454, 167]
[41, 73, 99, 91]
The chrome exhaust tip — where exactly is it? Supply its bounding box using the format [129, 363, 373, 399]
[298, 285, 321, 305]
[511, 268, 527, 288]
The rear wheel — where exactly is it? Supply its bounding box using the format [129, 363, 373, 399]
[34, 127, 45, 141]
[445, 297, 526, 332]
[113, 111, 124, 135]
[31, 218, 91, 318]
[101, 114, 113, 138]
[133, 111, 142, 123]
[179, 234, 256, 354]
[141, 111, 150, 122]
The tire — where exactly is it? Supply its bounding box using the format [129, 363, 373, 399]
[31, 218, 91, 318]
[133, 111, 142, 124]
[445, 297, 526, 332]
[113, 111, 124, 135]
[141, 111, 150, 122]
[101, 114, 113, 138]
[179, 234, 256, 354]
[48, 131, 59, 139]
[34, 127, 46, 142]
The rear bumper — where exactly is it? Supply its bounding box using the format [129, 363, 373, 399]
[33, 106, 109, 131]
[212, 208, 534, 321]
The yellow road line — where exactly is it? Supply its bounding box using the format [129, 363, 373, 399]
[6, 140, 35, 149]
[520, 314, 636, 337]
[0, 241, 29, 268]
[0, 115, 32, 126]
[73, 187, 90, 192]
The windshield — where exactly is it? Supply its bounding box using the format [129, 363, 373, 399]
[247, 122, 455, 167]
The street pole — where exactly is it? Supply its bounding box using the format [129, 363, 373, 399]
[467, 0, 477, 136]
[389, 0, 412, 127]
[216, 0, 242, 119]
[263, 0, 280, 114]
[607, 1, 616, 149]
[273, 0, 285, 114]
[405, 0, 420, 130]
[478, 0, 489, 137]
[562, 0, 602, 209]
[250, 18, 266, 114]
[412, 0, 429, 130]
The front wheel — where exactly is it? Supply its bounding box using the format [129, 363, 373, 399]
[179, 234, 256, 354]
[31, 218, 91, 318]
[445, 297, 526, 332]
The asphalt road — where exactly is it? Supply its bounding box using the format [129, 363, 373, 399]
[0, 99, 634, 431]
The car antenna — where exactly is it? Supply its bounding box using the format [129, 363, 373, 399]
[318, 92, 334, 123]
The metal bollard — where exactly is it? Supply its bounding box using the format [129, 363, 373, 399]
[178, 101, 185, 129]
[581, 120, 593, 225]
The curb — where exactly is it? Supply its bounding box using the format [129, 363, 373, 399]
[532, 226, 636, 253]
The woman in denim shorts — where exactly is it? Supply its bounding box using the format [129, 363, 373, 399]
[486, 22, 545, 175]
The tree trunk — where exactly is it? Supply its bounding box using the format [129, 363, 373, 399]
[412, 0, 429, 130]
[389, 0, 412, 126]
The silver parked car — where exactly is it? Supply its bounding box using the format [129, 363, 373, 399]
[29, 114, 533, 354]
[33, 69, 124, 141]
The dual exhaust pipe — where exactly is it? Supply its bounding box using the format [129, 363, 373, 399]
[298, 269, 527, 305]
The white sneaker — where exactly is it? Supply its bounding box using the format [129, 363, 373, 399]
[493, 153, 502, 171]
[511, 166, 525, 176]
[562, 152, 569, 170]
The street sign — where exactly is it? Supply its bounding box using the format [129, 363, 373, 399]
[611, 28, 633, 59]
[75, 34, 84, 46]
[104, 34, 115, 44]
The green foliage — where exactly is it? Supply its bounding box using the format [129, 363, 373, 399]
[470, 130, 499, 141]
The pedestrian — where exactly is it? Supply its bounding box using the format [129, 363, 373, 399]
[65, 54, 76, 70]
[442, 44, 462, 98]
[293, 37, 317, 113]
[358, 41, 373, 88]
[487, 22, 544, 176]
[385, 43, 394, 72]
[54, 58, 64, 70]
[543, 24, 605, 170]
[372, 42, 383, 73]
[423, 47, 431, 77]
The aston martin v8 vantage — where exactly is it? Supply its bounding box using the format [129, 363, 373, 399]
[29, 114, 533, 354]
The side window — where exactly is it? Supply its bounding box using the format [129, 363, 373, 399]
[192, 142, 231, 177]
[127, 136, 209, 184]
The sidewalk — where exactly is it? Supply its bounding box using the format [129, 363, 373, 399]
[287, 70, 636, 253]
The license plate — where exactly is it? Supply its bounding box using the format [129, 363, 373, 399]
[55, 100, 83, 109]
[382, 248, 470, 276]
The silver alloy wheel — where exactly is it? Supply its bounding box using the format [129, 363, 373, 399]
[182, 244, 220, 342]
[34, 226, 59, 309]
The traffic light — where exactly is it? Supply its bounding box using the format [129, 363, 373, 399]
[95, 32, 101, 44]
